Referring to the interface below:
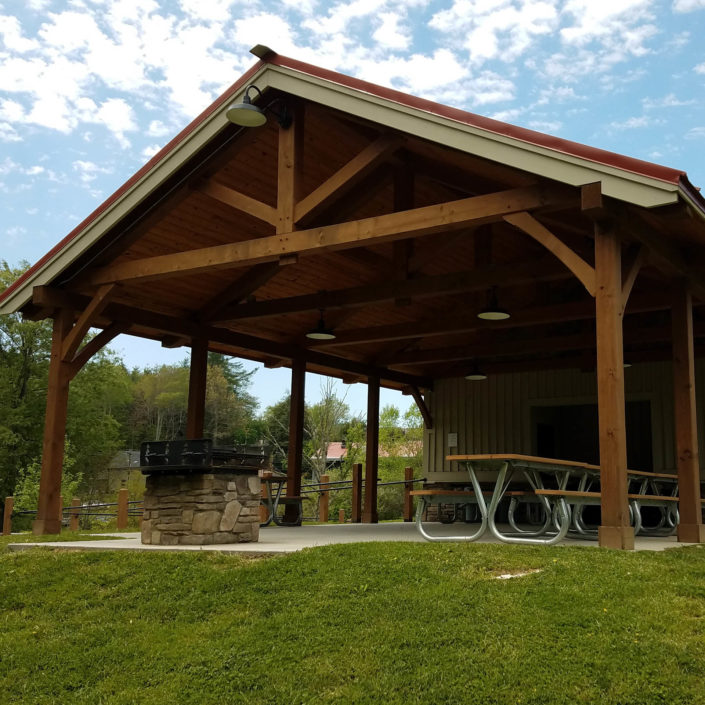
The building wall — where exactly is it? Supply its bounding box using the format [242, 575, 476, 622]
[423, 360, 705, 479]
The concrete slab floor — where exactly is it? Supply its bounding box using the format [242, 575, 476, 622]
[6, 522, 695, 554]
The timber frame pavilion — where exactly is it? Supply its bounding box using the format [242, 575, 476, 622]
[2, 46, 704, 550]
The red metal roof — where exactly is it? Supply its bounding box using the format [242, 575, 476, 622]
[1, 49, 697, 307]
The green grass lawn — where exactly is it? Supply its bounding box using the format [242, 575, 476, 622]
[1, 540, 705, 705]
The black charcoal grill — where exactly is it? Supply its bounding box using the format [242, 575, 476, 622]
[140, 438, 269, 474]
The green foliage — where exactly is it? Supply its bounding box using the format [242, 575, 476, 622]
[11, 450, 82, 531]
[2, 543, 705, 703]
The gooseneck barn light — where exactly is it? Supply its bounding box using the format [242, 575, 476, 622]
[225, 84, 292, 128]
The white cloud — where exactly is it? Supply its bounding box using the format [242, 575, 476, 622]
[373, 12, 411, 50]
[528, 120, 563, 132]
[179, 0, 238, 21]
[0, 14, 39, 52]
[147, 120, 172, 137]
[430, 0, 558, 64]
[72, 159, 112, 185]
[608, 115, 654, 130]
[94, 98, 137, 148]
[685, 126, 705, 139]
[673, 0, 705, 11]
[695, 63, 705, 74]
[141, 143, 162, 159]
[642, 93, 695, 109]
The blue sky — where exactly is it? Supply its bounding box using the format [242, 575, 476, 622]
[2, 0, 705, 413]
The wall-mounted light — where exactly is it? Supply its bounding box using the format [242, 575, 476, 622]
[477, 286, 510, 321]
[305, 310, 336, 340]
[225, 84, 292, 128]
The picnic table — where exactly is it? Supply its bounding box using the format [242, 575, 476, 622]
[409, 454, 679, 545]
[259, 471, 303, 527]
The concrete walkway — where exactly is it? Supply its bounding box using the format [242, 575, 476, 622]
[7, 522, 688, 554]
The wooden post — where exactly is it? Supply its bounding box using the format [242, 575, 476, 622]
[594, 222, 634, 549]
[34, 310, 73, 535]
[260, 479, 269, 523]
[69, 498, 80, 531]
[186, 338, 208, 439]
[351, 463, 362, 523]
[672, 283, 705, 543]
[285, 357, 306, 525]
[338, 508, 345, 523]
[320, 474, 330, 523]
[363, 375, 380, 523]
[2, 497, 13, 536]
[403, 466, 414, 521]
[116, 488, 129, 530]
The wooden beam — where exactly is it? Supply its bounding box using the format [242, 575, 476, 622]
[67, 321, 130, 380]
[88, 185, 570, 285]
[403, 386, 433, 429]
[671, 282, 705, 543]
[295, 134, 402, 224]
[621, 244, 645, 312]
[198, 262, 283, 321]
[307, 290, 671, 349]
[285, 357, 306, 524]
[32, 287, 433, 390]
[503, 211, 596, 296]
[34, 310, 73, 535]
[216, 258, 568, 323]
[186, 338, 208, 439]
[60, 283, 116, 362]
[618, 211, 705, 303]
[363, 376, 380, 524]
[277, 103, 303, 234]
[198, 180, 277, 226]
[580, 181, 606, 220]
[594, 221, 633, 550]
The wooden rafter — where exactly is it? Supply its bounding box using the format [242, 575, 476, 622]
[32, 286, 433, 389]
[67, 322, 130, 380]
[198, 262, 283, 321]
[503, 211, 596, 296]
[403, 385, 433, 429]
[87, 185, 571, 286]
[215, 258, 569, 323]
[306, 289, 671, 349]
[295, 134, 403, 224]
[621, 244, 645, 312]
[198, 180, 277, 226]
[60, 283, 116, 362]
[382, 319, 702, 367]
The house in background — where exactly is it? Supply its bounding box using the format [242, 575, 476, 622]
[1, 45, 704, 549]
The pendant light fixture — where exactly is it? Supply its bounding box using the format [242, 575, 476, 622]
[305, 309, 336, 340]
[465, 361, 487, 381]
[477, 286, 510, 321]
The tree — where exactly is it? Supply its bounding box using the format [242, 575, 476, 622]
[0, 261, 53, 499]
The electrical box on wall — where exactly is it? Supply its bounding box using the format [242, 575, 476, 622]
[447, 432, 458, 448]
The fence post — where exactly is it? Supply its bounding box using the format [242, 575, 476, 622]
[2, 497, 13, 536]
[260, 475, 270, 524]
[69, 497, 80, 531]
[117, 488, 129, 530]
[320, 474, 329, 523]
[338, 508, 345, 523]
[351, 463, 362, 523]
[403, 467, 414, 522]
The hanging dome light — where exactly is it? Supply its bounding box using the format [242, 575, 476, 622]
[305, 310, 336, 340]
[477, 286, 510, 321]
[225, 85, 267, 127]
[465, 361, 487, 381]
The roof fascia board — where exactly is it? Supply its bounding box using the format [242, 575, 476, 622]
[0, 68, 275, 315]
[265, 66, 679, 209]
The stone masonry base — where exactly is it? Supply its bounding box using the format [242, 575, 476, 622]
[141, 471, 261, 545]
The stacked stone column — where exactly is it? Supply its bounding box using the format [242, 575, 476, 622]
[141, 470, 261, 545]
